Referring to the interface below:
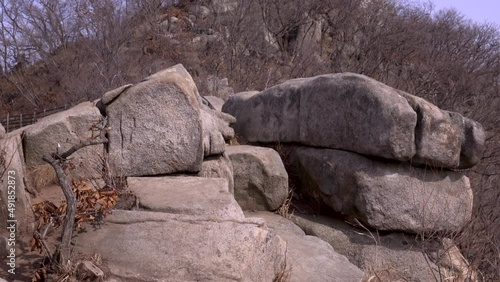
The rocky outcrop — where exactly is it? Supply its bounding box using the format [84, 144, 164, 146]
[6, 65, 484, 281]
[128, 176, 243, 220]
[74, 210, 287, 281]
[75, 177, 288, 281]
[290, 147, 473, 233]
[246, 212, 365, 282]
[106, 64, 204, 176]
[291, 213, 442, 282]
[23, 101, 103, 178]
[223, 73, 484, 169]
[198, 153, 234, 194]
[226, 145, 289, 211]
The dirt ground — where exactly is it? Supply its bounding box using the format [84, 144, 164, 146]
[1, 185, 65, 281]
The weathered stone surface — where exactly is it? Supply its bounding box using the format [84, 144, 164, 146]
[226, 145, 288, 211]
[223, 73, 485, 168]
[401, 93, 462, 167]
[223, 73, 417, 161]
[201, 108, 226, 156]
[23, 102, 104, 179]
[246, 212, 364, 282]
[106, 64, 204, 176]
[74, 210, 287, 282]
[127, 176, 244, 220]
[458, 116, 485, 168]
[291, 213, 441, 282]
[0, 123, 5, 138]
[101, 84, 133, 105]
[203, 95, 225, 111]
[201, 105, 235, 156]
[290, 147, 473, 233]
[0, 133, 34, 236]
[198, 153, 234, 194]
[400, 92, 485, 168]
[245, 211, 305, 237]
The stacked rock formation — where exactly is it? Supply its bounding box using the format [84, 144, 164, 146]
[223, 72, 485, 234]
[0, 65, 367, 281]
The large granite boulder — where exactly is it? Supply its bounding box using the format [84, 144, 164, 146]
[0, 132, 34, 236]
[74, 210, 287, 281]
[23, 101, 104, 178]
[127, 176, 243, 220]
[106, 64, 204, 176]
[223, 73, 417, 161]
[290, 147, 473, 233]
[246, 212, 365, 282]
[75, 173, 290, 281]
[226, 145, 289, 211]
[223, 73, 484, 168]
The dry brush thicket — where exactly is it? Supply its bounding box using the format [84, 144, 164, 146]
[0, 0, 499, 279]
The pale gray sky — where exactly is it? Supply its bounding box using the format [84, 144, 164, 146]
[417, 0, 500, 26]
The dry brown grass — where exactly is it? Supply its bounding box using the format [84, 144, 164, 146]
[362, 266, 413, 282]
[273, 266, 292, 282]
[274, 245, 292, 282]
[276, 190, 294, 219]
[28, 164, 58, 190]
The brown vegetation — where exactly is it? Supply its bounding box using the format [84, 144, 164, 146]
[1, 0, 498, 279]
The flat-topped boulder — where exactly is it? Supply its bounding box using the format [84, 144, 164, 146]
[127, 176, 243, 220]
[223, 73, 484, 168]
[290, 147, 473, 233]
[74, 210, 287, 281]
[106, 64, 204, 176]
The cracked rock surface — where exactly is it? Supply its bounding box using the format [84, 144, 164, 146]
[105, 64, 204, 176]
[75, 177, 287, 282]
[222, 73, 484, 169]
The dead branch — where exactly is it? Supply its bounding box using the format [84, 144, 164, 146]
[41, 117, 108, 267]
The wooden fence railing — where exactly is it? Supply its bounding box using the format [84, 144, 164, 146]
[1, 104, 70, 133]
